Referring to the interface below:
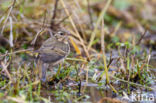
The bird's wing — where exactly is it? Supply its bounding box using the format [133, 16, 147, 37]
[38, 37, 56, 53]
[38, 37, 70, 63]
[39, 52, 65, 63]
[39, 45, 68, 63]
[53, 47, 67, 56]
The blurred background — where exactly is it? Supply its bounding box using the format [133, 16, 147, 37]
[0, 0, 156, 103]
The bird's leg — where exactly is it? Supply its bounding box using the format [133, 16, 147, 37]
[41, 63, 49, 82]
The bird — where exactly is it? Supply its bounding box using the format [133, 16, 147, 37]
[37, 30, 70, 82]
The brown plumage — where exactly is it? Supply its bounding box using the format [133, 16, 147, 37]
[37, 31, 70, 82]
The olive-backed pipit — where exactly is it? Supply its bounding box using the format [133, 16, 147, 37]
[37, 31, 70, 82]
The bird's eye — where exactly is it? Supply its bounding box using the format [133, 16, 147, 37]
[58, 32, 64, 35]
[59, 32, 64, 35]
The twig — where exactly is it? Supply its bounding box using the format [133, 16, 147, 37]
[66, 58, 87, 62]
[100, 19, 109, 84]
[0, 49, 33, 57]
[55, 13, 72, 26]
[0, 0, 16, 35]
[87, 0, 94, 29]
[88, 0, 112, 49]
[124, 46, 129, 58]
[60, 0, 90, 61]
[31, 11, 47, 45]
[50, 0, 59, 29]
[111, 75, 155, 90]
[9, 17, 13, 47]
[31, 29, 46, 45]
[77, 80, 81, 97]
[1, 62, 12, 81]
[100, 21, 117, 94]
[136, 30, 147, 45]
[41, 10, 47, 29]
[107, 51, 113, 68]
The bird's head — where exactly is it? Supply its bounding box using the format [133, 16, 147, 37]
[54, 30, 71, 43]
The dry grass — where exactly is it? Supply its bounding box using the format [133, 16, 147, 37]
[0, 0, 155, 102]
